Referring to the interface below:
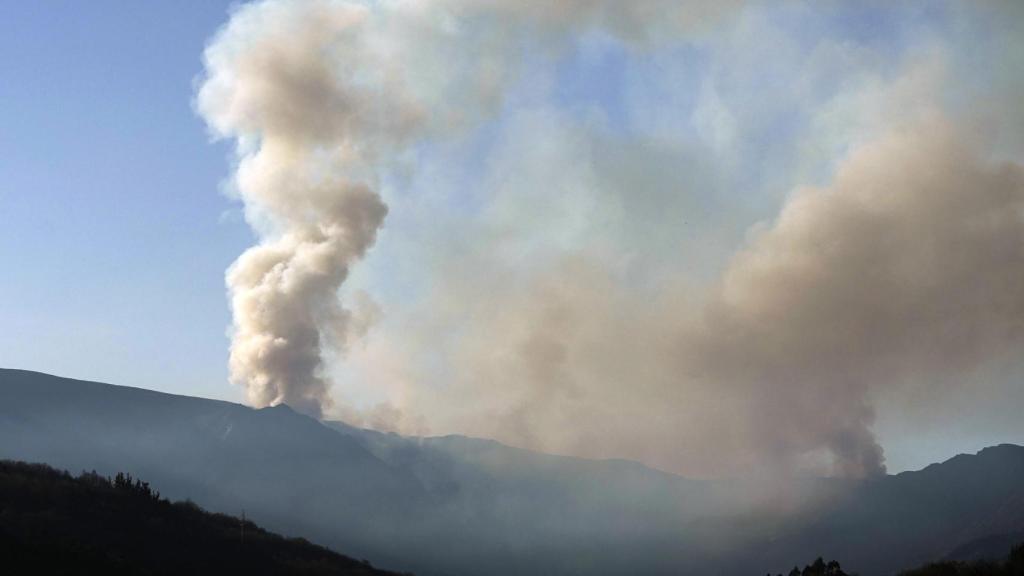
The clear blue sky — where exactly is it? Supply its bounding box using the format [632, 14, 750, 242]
[0, 1, 249, 402]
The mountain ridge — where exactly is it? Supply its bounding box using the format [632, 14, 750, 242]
[2, 367, 1005, 483]
[2, 368, 1023, 576]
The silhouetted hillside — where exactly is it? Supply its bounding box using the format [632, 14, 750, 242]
[0, 460, 402, 576]
[899, 542, 1024, 575]
[945, 533, 1024, 564]
[769, 542, 1024, 576]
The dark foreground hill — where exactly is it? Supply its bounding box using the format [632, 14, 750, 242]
[0, 460, 401, 576]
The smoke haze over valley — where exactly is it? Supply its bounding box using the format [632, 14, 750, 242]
[3, 369, 1024, 575]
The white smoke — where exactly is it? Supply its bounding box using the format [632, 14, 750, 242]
[196, 0, 742, 418]
[354, 115, 1024, 479]
[197, 1, 1024, 478]
[196, 1, 394, 417]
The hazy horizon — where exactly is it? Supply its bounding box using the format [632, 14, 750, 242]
[4, 364, 1017, 481]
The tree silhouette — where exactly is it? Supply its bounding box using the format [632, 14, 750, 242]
[0, 459, 405, 576]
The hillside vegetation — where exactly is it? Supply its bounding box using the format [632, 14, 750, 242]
[0, 460, 403, 576]
[898, 544, 1024, 576]
[772, 545, 1024, 576]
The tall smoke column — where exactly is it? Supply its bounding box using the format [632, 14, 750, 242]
[196, 0, 741, 418]
[195, 1, 397, 418]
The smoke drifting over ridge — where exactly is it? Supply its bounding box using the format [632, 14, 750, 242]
[365, 118, 1024, 479]
[199, 1, 1024, 477]
[196, 0, 740, 420]
[693, 120, 1024, 476]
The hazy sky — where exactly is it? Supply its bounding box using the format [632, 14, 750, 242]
[3, 1, 1023, 476]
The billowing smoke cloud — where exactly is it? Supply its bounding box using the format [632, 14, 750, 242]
[196, 2, 391, 417]
[693, 118, 1024, 476]
[198, 0, 1024, 477]
[365, 116, 1024, 479]
[196, 0, 742, 418]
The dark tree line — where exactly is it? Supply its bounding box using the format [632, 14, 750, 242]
[768, 556, 851, 576]
[898, 543, 1024, 576]
[0, 460, 407, 576]
[112, 471, 160, 500]
[769, 544, 1024, 576]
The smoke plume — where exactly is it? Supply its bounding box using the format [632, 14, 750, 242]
[365, 117, 1024, 478]
[196, 2, 394, 417]
[198, 1, 1024, 477]
[196, 0, 740, 419]
[692, 119, 1024, 476]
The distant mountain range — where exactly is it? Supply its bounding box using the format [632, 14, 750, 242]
[2, 368, 1022, 575]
